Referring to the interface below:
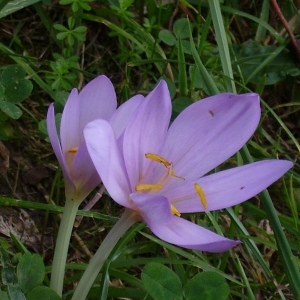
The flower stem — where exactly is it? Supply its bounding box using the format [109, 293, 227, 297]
[71, 210, 136, 300]
[50, 198, 80, 296]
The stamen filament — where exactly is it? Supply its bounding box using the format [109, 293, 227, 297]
[171, 204, 181, 216]
[169, 169, 185, 180]
[194, 183, 207, 209]
[135, 183, 162, 191]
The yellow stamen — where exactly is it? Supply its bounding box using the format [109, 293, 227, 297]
[68, 147, 78, 154]
[145, 153, 171, 168]
[169, 169, 185, 180]
[171, 204, 181, 216]
[135, 183, 162, 192]
[194, 183, 207, 209]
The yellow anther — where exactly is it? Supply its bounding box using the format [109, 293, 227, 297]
[135, 183, 162, 192]
[194, 183, 207, 209]
[145, 153, 171, 168]
[68, 147, 78, 154]
[171, 204, 181, 217]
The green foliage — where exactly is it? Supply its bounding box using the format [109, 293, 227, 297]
[185, 272, 230, 300]
[141, 263, 230, 300]
[158, 18, 192, 54]
[0, 65, 32, 120]
[0, 0, 300, 299]
[233, 39, 300, 85]
[0, 243, 62, 299]
[54, 18, 87, 46]
[17, 252, 45, 293]
[141, 262, 182, 300]
[46, 53, 78, 90]
[27, 287, 62, 300]
[59, 0, 92, 12]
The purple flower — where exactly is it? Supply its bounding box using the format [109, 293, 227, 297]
[83, 80, 293, 252]
[47, 75, 143, 202]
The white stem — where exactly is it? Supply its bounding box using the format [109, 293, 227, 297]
[50, 199, 80, 296]
[71, 210, 136, 300]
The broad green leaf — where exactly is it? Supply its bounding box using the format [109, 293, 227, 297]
[26, 287, 62, 300]
[17, 252, 45, 294]
[158, 29, 176, 46]
[173, 18, 190, 39]
[185, 272, 230, 300]
[7, 286, 26, 300]
[0, 84, 5, 99]
[2, 65, 33, 103]
[233, 39, 300, 85]
[0, 247, 26, 300]
[0, 290, 9, 300]
[0, 101, 22, 119]
[172, 97, 193, 114]
[141, 262, 182, 300]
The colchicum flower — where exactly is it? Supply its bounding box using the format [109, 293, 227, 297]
[84, 80, 293, 253]
[47, 75, 143, 202]
[47, 75, 144, 295]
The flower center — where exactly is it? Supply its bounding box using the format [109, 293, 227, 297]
[66, 147, 79, 172]
[135, 153, 184, 216]
[68, 147, 78, 154]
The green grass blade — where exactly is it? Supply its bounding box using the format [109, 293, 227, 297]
[241, 146, 300, 299]
[209, 1, 300, 297]
[0, 0, 10, 12]
[260, 97, 300, 152]
[255, 0, 270, 42]
[0, 0, 41, 18]
[177, 36, 187, 96]
[188, 20, 219, 95]
[209, 0, 236, 92]
[0, 197, 117, 221]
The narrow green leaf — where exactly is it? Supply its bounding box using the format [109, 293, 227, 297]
[255, 0, 269, 42]
[188, 20, 219, 95]
[209, 0, 235, 92]
[177, 36, 187, 97]
[0, 0, 41, 18]
[0, 197, 117, 221]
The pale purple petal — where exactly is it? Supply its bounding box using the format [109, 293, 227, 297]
[161, 93, 260, 181]
[130, 193, 173, 223]
[71, 141, 100, 195]
[132, 194, 240, 252]
[123, 80, 172, 189]
[109, 94, 144, 139]
[84, 119, 131, 207]
[78, 75, 117, 132]
[165, 160, 293, 213]
[47, 103, 74, 193]
[60, 89, 81, 154]
[146, 215, 240, 252]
